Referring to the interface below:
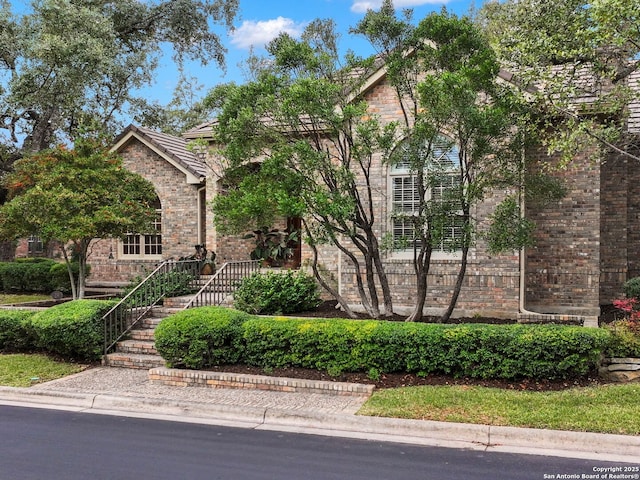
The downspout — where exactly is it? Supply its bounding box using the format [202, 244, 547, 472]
[197, 185, 206, 246]
[519, 149, 539, 317]
[519, 243, 539, 315]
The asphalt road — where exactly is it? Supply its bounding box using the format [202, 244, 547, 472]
[0, 405, 634, 480]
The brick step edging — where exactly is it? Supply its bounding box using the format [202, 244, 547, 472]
[148, 367, 375, 397]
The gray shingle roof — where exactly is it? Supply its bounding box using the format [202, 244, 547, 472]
[183, 121, 218, 140]
[114, 125, 207, 179]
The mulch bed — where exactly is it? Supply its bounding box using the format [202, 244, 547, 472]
[205, 301, 608, 391]
[203, 363, 605, 391]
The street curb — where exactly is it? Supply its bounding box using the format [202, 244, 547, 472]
[1, 386, 639, 462]
[0, 386, 96, 408]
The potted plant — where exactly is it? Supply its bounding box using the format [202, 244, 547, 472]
[244, 227, 298, 267]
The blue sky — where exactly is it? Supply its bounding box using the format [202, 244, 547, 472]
[150, 0, 484, 105]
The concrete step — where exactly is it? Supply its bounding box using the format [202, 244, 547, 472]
[103, 352, 165, 369]
[116, 339, 158, 355]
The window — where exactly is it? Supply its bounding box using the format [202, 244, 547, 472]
[27, 235, 44, 255]
[121, 198, 162, 258]
[390, 136, 463, 256]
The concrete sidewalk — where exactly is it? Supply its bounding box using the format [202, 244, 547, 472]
[0, 367, 638, 464]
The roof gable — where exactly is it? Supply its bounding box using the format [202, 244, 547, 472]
[112, 125, 206, 184]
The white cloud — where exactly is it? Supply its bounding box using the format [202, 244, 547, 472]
[351, 0, 449, 14]
[230, 17, 306, 49]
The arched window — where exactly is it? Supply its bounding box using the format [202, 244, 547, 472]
[389, 136, 463, 256]
[121, 197, 162, 258]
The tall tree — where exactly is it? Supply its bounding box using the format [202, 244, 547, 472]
[0, 134, 158, 298]
[354, 4, 537, 321]
[0, 0, 238, 157]
[209, 19, 396, 318]
[478, 0, 640, 164]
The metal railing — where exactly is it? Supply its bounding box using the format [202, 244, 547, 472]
[103, 259, 201, 355]
[183, 260, 260, 309]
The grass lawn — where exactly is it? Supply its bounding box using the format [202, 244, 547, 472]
[0, 354, 87, 387]
[0, 293, 51, 305]
[359, 382, 640, 435]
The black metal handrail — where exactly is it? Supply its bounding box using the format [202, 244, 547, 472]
[103, 259, 201, 355]
[183, 260, 260, 309]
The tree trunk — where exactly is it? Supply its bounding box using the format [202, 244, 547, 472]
[440, 245, 469, 323]
[405, 266, 428, 322]
[362, 251, 381, 318]
[405, 246, 432, 322]
[60, 245, 77, 300]
[370, 234, 394, 317]
[304, 222, 357, 318]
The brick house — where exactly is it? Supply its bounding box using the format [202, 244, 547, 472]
[71, 65, 640, 325]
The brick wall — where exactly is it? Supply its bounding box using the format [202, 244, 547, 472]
[312, 78, 522, 319]
[524, 147, 601, 316]
[89, 139, 204, 283]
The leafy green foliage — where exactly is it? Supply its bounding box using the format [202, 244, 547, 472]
[0, 259, 56, 292]
[233, 270, 321, 315]
[154, 307, 251, 369]
[155, 308, 610, 380]
[0, 259, 83, 293]
[49, 261, 87, 294]
[604, 321, 640, 358]
[353, 4, 549, 321]
[123, 270, 196, 305]
[0, 138, 158, 298]
[485, 197, 536, 254]
[208, 19, 395, 318]
[0, 310, 37, 352]
[479, 0, 640, 164]
[29, 300, 117, 361]
[241, 319, 609, 380]
[623, 277, 640, 300]
[0, 0, 238, 155]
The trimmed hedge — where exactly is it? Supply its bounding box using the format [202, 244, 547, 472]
[29, 300, 117, 361]
[0, 309, 38, 351]
[233, 270, 321, 315]
[154, 309, 611, 380]
[0, 259, 85, 294]
[154, 307, 251, 369]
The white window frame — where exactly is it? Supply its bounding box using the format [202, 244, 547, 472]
[120, 201, 163, 260]
[389, 137, 463, 260]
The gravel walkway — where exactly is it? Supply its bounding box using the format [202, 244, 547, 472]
[29, 367, 368, 414]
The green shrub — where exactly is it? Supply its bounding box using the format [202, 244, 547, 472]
[603, 320, 640, 358]
[623, 277, 640, 300]
[49, 262, 87, 294]
[0, 310, 38, 351]
[29, 300, 117, 361]
[154, 307, 251, 369]
[0, 259, 82, 293]
[122, 270, 195, 305]
[241, 319, 609, 379]
[154, 308, 611, 381]
[0, 259, 56, 292]
[233, 270, 321, 315]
